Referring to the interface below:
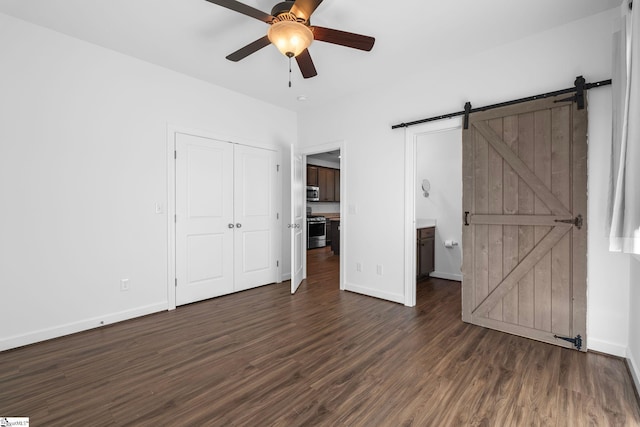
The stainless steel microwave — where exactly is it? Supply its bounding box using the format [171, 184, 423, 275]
[307, 186, 319, 201]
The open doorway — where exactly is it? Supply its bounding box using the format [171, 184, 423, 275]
[292, 141, 346, 292]
[404, 119, 463, 306]
[305, 149, 341, 286]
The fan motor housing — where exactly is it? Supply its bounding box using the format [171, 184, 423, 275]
[270, 1, 306, 22]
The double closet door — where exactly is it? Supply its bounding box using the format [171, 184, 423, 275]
[175, 133, 278, 306]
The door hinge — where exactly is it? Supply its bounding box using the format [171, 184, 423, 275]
[174, 214, 177, 223]
[277, 212, 279, 220]
[554, 214, 583, 229]
[174, 150, 177, 159]
[554, 334, 582, 350]
[175, 278, 177, 287]
[276, 164, 280, 172]
[276, 260, 279, 267]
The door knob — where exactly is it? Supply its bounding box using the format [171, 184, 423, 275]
[228, 224, 235, 228]
[236, 223, 242, 228]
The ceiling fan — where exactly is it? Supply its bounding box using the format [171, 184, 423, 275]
[204, 0, 375, 79]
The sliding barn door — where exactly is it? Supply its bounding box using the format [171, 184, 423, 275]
[462, 95, 587, 351]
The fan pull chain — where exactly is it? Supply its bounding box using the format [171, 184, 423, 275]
[288, 55, 292, 88]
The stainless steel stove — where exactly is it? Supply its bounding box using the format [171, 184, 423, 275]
[307, 214, 327, 249]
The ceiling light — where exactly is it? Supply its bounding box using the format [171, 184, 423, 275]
[267, 21, 313, 58]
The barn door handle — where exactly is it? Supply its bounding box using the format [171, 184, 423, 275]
[554, 214, 583, 229]
[464, 211, 470, 226]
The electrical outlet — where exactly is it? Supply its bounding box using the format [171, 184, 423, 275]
[376, 264, 383, 276]
[356, 262, 362, 272]
[120, 279, 130, 291]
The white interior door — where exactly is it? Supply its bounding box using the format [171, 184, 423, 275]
[175, 133, 234, 305]
[233, 144, 278, 292]
[291, 145, 304, 293]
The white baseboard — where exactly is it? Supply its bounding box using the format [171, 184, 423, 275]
[344, 282, 404, 304]
[627, 348, 640, 397]
[281, 272, 291, 282]
[587, 337, 627, 357]
[430, 271, 462, 282]
[0, 302, 167, 352]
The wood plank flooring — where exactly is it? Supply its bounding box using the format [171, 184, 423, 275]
[1, 246, 639, 426]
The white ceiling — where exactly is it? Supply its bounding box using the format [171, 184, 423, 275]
[0, 0, 621, 112]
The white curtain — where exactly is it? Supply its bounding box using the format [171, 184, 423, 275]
[609, 1, 640, 254]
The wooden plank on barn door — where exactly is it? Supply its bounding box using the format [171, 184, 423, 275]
[461, 94, 588, 351]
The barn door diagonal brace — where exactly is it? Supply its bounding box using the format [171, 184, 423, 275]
[472, 226, 571, 317]
[473, 121, 572, 216]
[554, 334, 583, 350]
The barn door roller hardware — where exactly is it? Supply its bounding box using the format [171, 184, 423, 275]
[391, 76, 611, 130]
[553, 76, 585, 109]
[554, 334, 583, 350]
[463, 102, 472, 130]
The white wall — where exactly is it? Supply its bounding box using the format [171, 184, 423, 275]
[0, 14, 296, 351]
[625, 0, 640, 394]
[586, 87, 631, 355]
[307, 158, 340, 169]
[629, 256, 640, 392]
[299, 8, 630, 354]
[308, 202, 340, 215]
[416, 129, 462, 281]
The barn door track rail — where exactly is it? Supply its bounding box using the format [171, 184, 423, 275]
[391, 76, 611, 130]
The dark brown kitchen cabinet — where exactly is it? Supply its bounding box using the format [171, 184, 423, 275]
[417, 227, 435, 277]
[318, 167, 335, 201]
[307, 165, 340, 202]
[330, 220, 340, 255]
[307, 166, 318, 187]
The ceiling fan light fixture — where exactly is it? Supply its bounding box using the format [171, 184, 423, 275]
[268, 21, 313, 58]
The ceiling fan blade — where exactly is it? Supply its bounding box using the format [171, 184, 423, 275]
[290, 0, 323, 22]
[295, 49, 318, 78]
[204, 0, 274, 23]
[312, 26, 375, 51]
[226, 36, 271, 62]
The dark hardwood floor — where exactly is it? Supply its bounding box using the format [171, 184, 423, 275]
[2, 246, 639, 426]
